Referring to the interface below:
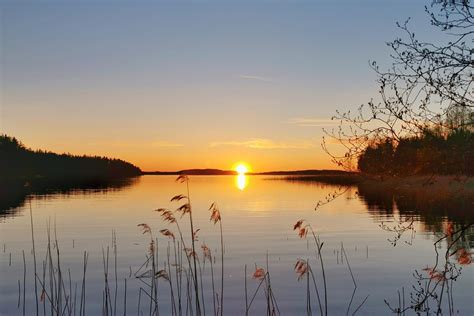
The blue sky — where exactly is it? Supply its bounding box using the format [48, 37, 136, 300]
[0, 0, 437, 170]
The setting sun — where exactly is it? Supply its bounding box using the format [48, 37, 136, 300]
[234, 163, 250, 175]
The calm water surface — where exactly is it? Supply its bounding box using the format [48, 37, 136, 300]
[0, 175, 473, 315]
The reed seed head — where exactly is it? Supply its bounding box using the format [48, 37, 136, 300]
[170, 194, 188, 203]
[155, 269, 170, 281]
[209, 203, 221, 224]
[201, 244, 211, 261]
[176, 174, 189, 183]
[456, 248, 472, 265]
[176, 203, 191, 217]
[137, 223, 151, 235]
[252, 267, 265, 280]
[193, 228, 200, 241]
[294, 258, 308, 281]
[159, 229, 175, 240]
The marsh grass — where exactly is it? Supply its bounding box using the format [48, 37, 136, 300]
[27, 219, 91, 316]
[148, 175, 225, 316]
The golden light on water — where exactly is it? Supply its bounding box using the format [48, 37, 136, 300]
[236, 174, 248, 190]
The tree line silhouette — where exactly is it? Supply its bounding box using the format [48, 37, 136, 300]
[0, 135, 142, 181]
[358, 126, 474, 176]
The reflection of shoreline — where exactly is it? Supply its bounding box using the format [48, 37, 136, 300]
[357, 181, 474, 242]
[0, 177, 138, 218]
[282, 175, 474, 230]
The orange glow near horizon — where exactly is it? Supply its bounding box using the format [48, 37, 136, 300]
[7, 135, 341, 172]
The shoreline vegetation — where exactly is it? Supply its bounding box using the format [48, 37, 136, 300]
[0, 135, 142, 212]
[0, 135, 142, 182]
[282, 173, 474, 192]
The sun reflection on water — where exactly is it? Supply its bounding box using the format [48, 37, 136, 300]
[236, 174, 248, 190]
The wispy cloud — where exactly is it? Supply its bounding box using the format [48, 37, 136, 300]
[239, 75, 273, 82]
[210, 138, 314, 149]
[287, 117, 339, 127]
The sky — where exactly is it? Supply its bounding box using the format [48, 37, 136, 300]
[0, 0, 438, 171]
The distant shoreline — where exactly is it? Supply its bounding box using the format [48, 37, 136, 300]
[142, 169, 351, 176]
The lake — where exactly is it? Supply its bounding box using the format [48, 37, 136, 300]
[0, 175, 473, 315]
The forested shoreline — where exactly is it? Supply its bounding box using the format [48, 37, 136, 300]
[358, 127, 474, 176]
[0, 135, 142, 181]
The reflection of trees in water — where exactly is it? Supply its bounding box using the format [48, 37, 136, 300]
[445, 223, 474, 256]
[385, 223, 473, 314]
[284, 176, 473, 236]
[367, 194, 473, 313]
[356, 182, 474, 232]
[355, 184, 395, 220]
[0, 177, 138, 219]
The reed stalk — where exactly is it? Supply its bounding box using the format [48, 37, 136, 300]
[29, 201, 39, 316]
[22, 250, 26, 316]
[244, 264, 248, 316]
[184, 177, 201, 316]
[219, 220, 224, 316]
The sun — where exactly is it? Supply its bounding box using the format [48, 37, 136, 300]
[236, 164, 248, 175]
[233, 162, 250, 175]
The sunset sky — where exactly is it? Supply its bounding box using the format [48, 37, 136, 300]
[1, 0, 436, 171]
